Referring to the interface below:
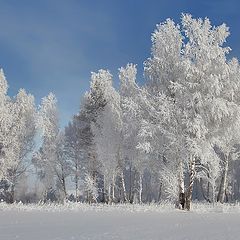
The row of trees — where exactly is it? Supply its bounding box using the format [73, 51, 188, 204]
[1, 14, 240, 210]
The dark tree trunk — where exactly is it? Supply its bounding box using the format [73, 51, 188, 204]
[200, 178, 211, 203]
[9, 184, 15, 204]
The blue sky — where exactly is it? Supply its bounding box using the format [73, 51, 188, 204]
[0, 0, 240, 127]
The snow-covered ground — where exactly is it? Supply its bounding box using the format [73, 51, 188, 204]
[0, 202, 240, 240]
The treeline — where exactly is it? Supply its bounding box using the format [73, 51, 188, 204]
[1, 14, 240, 210]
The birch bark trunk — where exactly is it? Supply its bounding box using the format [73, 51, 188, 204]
[178, 158, 185, 209]
[186, 156, 196, 211]
[112, 174, 115, 202]
[120, 171, 127, 202]
[220, 155, 229, 203]
[139, 174, 143, 204]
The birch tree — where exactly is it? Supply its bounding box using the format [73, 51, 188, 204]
[142, 14, 240, 209]
[64, 118, 84, 201]
[6, 89, 36, 202]
[0, 69, 12, 180]
[33, 93, 69, 201]
[73, 70, 109, 202]
[92, 69, 125, 203]
[119, 64, 148, 203]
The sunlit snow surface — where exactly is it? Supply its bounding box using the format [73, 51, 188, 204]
[0, 202, 240, 240]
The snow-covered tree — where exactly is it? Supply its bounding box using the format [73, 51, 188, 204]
[0, 70, 37, 202]
[54, 132, 71, 200]
[142, 18, 186, 205]
[64, 118, 84, 201]
[71, 70, 109, 202]
[179, 14, 240, 208]
[33, 93, 70, 201]
[0, 69, 12, 180]
[119, 64, 148, 203]
[92, 70, 124, 203]
[84, 173, 98, 203]
[34, 93, 59, 194]
[141, 14, 240, 209]
[6, 89, 36, 202]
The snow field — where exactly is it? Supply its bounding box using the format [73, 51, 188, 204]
[0, 202, 240, 240]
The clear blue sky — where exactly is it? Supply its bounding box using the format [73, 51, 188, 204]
[0, 0, 240, 127]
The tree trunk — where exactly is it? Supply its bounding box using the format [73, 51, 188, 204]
[129, 166, 136, 203]
[207, 181, 210, 200]
[217, 154, 229, 203]
[108, 185, 112, 204]
[217, 175, 224, 202]
[62, 176, 67, 199]
[120, 171, 127, 202]
[60, 164, 67, 200]
[220, 157, 229, 203]
[157, 182, 162, 202]
[112, 174, 115, 202]
[225, 189, 229, 202]
[75, 178, 78, 202]
[9, 184, 15, 204]
[129, 164, 132, 203]
[130, 169, 136, 204]
[186, 156, 196, 211]
[75, 163, 79, 202]
[200, 178, 211, 203]
[212, 182, 216, 205]
[102, 176, 106, 203]
[178, 158, 185, 209]
[128, 164, 132, 202]
[139, 174, 143, 204]
[9, 169, 17, 204]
